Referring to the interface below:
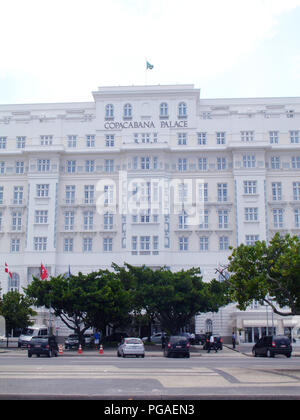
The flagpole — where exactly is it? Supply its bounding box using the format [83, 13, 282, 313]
[145, 58, 147, 86]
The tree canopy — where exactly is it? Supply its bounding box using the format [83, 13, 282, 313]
[0, 291, 37, 334]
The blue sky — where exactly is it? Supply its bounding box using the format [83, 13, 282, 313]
[0, 0, 300, 104]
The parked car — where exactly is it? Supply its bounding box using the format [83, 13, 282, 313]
[65, 334, 79, 349]
[142, 332, 166, 344]
[203, 334, 223, 350]
[164, 335, 190, 358]
[18, 325, 48, 348]
[105, 332, 128, 343]
[28, 336, 58, 358]
[117, 337, 145, 358]
[195, 334, 206, 345]
[252, 335, 292, 358]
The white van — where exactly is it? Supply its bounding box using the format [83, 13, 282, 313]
[18, 325, 48, 348]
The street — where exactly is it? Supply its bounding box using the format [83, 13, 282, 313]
[0, 347, 300, 399]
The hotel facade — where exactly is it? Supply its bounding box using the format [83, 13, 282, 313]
[0, 84, 300, 342]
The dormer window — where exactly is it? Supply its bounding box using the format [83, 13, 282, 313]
[178, 102, 187, 118]
[105, 104, 114, 120]
[123, 103, 132, 119]
[160, 102, 168, 119]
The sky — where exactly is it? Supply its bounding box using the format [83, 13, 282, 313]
[0, 0, 300, 104]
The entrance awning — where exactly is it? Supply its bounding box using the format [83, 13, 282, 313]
[243, 320, 278, 328]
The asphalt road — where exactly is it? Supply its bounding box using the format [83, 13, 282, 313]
[1, 351, 300, 400]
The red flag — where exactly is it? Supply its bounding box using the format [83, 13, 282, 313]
[5, 262, 12, 279]
[40, 264, 48, 280]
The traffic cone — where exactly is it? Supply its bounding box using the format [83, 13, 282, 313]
[99, 344, 103, 355]
[78, 344, 83, 354]
[59, 344, 63, 355]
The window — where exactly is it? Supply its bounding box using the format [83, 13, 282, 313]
[104, 185, 114, 205]
[199, 236, 209, 251]
[160, 102, 168, 118]
[244, 181, 257, 195]
[40, 135, 53, 146]
[295, 209, 300, 228]
[83, 211, 93, 230]
[65, 185, 75, 204]
[271, 156, 280, 169]
[287, 110, 294, 118]
[216, 132, 226, 145]
[16, 136, 26, 149]
[198, 157, 207, 171]
[35, 210, 48, 224]
[67, 160, 76, 173]
[245, 235, 259, 246]
[140, 157, 150, 170]
[84, 185, 94, 204]
[16, 161, 24, 174]
[86, 135, 95, 148]
[0, 162, 4, 174]
[218, 210, 229, 228]
[178, 183, 188, 203]
[13, 186, 23, 205]
[34, 237, 47, 251]
[245, 207, 258, 222]
[177, 133, 187, 145]
[243, 155, 256, 168]
[103, 237, 113, 252]
[290, 131, 299, 144]
[140, 236, 150, 251]
[104, 159, 114, 173]
[178, 102, 187, 117]
[293, 182, 300, 201]
[179, 237, 188, 251]
[11, 239, 20, 253]
[271, 182, 282, 201]
[179, 211, 188, 229]
[105, 134, 115, 147]
[217, 183, 227, 202]
[37, 159, 50, 172]
[67, 135, 77, 148]
[64, 211, 74, 231]
[199, 209, 209, 229]
[178, 158, 187, 171]
[9, 273, 20, 291]
[197, 132, 207, 145]
[198, 183, 208, 202]
[12, 212, 22, 231]
[64, 238, 73, 252]
[292, 156, 300, 169]
[269, 131, 279, 144]
[105, 104, 114, 119]
[0, 187, 3, 205]
[85, 160, 95, 173]
[241, 131, 254, 142]
[219, 236, 229, 251]
[123, 103, 132, 118]
[0, 137, 7, 149]
[83, 237, 93, 252]
[217, 157, 227, 170]
[104, 213, 113, 230]
[132, 236, 137, 251]
[273, 209, 283, 228]
[35, 184, 49, 198]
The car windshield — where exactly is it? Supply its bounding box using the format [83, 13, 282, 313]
[125, 338, 142, 344]
[23, 328, 36, 336]
[274, 336, 290, 345]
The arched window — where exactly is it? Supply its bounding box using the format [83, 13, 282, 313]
[123, 103, 132, 118]
[160, 102, 168, 118]
[9, 273, 20, 292]
[178, 102, 187, 117]
[205, 319, 213, 334]
[105, 104, 114, 119]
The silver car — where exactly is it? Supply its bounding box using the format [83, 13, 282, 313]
[117, 337, 145, 358]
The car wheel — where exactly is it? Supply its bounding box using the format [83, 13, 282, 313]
[141, 355, 145, 358]
[186, 354, 190, 358]
[286, 353, 292, 358]
[36, 353, 40, 357]
[252, 349, 257, 357]
[28, 353, 32, 358]
[266, 349, 273, 358]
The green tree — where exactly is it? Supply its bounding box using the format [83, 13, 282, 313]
[0, 291, 37, 335]
[227, 233, 300, 316]
[113, 264, 229, 335]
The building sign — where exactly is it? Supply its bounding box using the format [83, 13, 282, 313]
[104, 120, 188, 130]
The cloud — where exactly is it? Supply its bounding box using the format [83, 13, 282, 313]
[0, 0, 300, 102]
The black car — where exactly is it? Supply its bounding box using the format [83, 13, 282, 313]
[203, 334, 223, 351]
[28, 336, 58, 358]
[252, 335, 292, 358]
[164, 336, 190, 358]
[195, 334, 206, 345]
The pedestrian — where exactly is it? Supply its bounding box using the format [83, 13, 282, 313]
[161, 333, 166, 350]
[207, 334, 217, 353]
[190, 333, 195, 345]
[232, 332, 236, 349]
[94, 331, 100, 349]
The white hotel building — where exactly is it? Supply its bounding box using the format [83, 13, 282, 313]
[0, 84, 300, 342]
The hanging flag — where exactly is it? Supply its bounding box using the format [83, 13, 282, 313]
[40, 263, 49, 280]
[5, 262, 12, 279]
[146, 61, 154, 70]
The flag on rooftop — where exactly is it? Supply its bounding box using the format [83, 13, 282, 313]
[146, 61, 154, 70]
